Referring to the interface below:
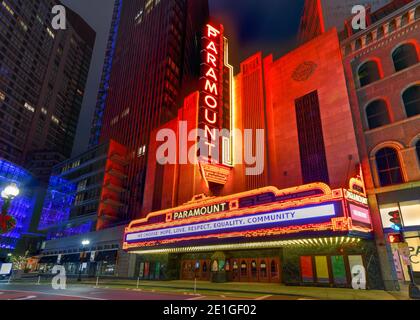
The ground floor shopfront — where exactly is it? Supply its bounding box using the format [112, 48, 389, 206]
[131, 239, 382, 289]
[376, 186, 420, 285]
[36, 225, 132, 278]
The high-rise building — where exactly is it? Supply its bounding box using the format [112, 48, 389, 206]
[0, 0, 95, 176]
[89, 0, 123, 148]
[341, 1, 420, 288]
[298, 0, 394, 43]
[98, 0, 209, 221]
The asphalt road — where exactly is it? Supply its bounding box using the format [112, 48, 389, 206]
[0, 283, 309, 300]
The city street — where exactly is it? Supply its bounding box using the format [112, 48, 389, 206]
[0, 283, 307, 301]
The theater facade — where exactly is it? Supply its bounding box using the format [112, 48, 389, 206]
[122, 27, 386, 289]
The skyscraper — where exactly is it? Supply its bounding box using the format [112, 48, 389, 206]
[89, 0, 123, 148]
[98, 0, 209, 221]
[0, 0, 95, 176]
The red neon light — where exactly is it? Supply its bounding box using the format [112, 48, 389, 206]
[200, 23, 223, 165]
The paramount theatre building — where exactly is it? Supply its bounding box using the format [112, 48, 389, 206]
[123, 25, 385, 289]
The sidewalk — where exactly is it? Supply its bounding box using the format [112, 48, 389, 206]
[79, 279, 411, 300]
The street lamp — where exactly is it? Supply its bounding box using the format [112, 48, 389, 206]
[1, 183, 20, 233]
[78, 240, 90, 282]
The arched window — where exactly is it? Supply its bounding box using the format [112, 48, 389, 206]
[366, 100, 390, 129]
[403, 85, 420, 117]
[358, 61, 381, 87]
[388, 20, 397, 33]
[376, 147, 403, 186]
[401, 13, 409, 27]
[416, 6, 420, 20]
[377, 26, 384, 39]
[392, 43, 419, 72]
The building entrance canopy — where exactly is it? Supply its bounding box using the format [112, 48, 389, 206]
[124, 183, 373, 253]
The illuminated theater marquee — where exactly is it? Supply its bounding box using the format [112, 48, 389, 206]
[124, 183, 374, 251]
[126, 204, 336, 243]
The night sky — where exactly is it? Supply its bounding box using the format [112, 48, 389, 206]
[64, 0, 304, 156]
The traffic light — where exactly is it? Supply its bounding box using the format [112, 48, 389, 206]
[388, 233, 404, 244]
[388, 210, 403, 232]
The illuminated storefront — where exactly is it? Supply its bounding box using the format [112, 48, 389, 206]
[0, 159, 36, 255]
[380, 198, 420, 283]
[124, 180, 383, 288]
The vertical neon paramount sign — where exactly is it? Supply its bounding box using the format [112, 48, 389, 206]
[199, 24, 233, 186]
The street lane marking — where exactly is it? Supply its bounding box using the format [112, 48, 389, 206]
[188, 296, 205, 300]
[255, 295, 272, 300]
[0, 289, 106, 300]
[15, 296, 37, 300]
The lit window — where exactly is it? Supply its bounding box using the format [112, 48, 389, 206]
[135, 10, 143, 24]
[2, 1, 14, 16]
[24, 102, 35, 112]
[41, 108, 47, 115]
[46, 27, 55, 39]
[0, 91, 5, 101]
[137, 145, 146, 157]
[51, 116, 59, 124]
[121, 108, 130, 118]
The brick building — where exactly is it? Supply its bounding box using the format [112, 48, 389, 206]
[341, 1, 420, 288]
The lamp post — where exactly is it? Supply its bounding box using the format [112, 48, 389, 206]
[78, 240, 90, 282]
[1, 183, 19, 233]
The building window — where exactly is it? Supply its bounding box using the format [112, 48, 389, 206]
[358, 61, 381, 87]
[403, 85, 420, 118]
[377, 26, 384, 39]
[416, 140, 420, 165]
[375, 147, 403, 187]
[366, 100, 390, 129]
[295, 91, 330, 185]
[366, 33, 373, 45]
[392, 43, 418, 72]
[401, 13, 409, 27]
[388, 20, 397, 33]
[416, 6, 420, 20]
[355, 39, 362, 50]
